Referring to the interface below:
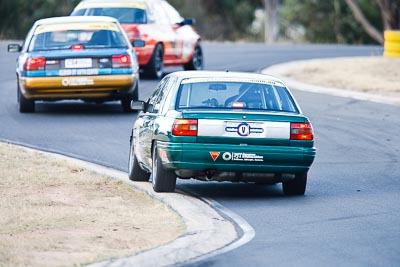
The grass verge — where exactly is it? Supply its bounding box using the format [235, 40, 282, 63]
[0, 142, 185, 267]
[284, 56, 400, 98]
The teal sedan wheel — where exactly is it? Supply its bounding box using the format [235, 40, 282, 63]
[282, 172, 308, 196]
[152, 144, 176, 192]
[128, 137, 150, 181]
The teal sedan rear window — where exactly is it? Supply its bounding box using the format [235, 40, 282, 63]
[176, 81, 299, 113]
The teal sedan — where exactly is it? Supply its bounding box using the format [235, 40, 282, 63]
[129, 71, 316, 195]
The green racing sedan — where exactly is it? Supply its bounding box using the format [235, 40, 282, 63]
[128, 71, 316, 195]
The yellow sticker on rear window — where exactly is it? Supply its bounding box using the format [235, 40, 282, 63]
[181, 77, 285, 87]
[34, 22, 120, 35]
[75, 1, 147, 10]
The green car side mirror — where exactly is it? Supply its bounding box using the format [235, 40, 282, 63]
[130, 100, 145, 111]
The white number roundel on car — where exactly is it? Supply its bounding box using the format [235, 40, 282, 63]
[237, 123, 250, 136]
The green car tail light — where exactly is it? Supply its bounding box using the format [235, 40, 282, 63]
[172, 119, 198, 136]
[290, 122, 314, 140]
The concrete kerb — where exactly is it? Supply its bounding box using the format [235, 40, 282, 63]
[6, 141, 254, 267]
[261, 60, 400, 106]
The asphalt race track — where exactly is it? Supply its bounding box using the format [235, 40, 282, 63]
[1, 41, 399, 267]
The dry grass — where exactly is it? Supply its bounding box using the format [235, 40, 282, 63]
[0, 142, 185, 267]
[285, 56, 400, 98]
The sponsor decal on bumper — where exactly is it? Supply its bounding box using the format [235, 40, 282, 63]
[59, 68, 99, 76]
[222, 152, 264, 162]
[210, 151, 264, 162]
[209, 152, 220, 161]
[62, 77, 94, 86]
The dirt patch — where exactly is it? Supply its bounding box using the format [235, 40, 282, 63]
[0, 142, 185, 267]
[284, 56, 400, 98]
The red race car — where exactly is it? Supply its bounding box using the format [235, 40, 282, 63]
[72, 0, 204, 78]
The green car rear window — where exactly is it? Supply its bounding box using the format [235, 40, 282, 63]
[176, 81, 299, 113]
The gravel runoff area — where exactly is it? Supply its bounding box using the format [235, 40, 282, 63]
[0, 142, 185, 267]
[264, 56, 400, 104]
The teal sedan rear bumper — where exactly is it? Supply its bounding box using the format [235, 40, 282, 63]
[156, 141, 316, 178]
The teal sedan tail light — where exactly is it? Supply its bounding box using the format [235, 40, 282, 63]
[290, 123, 314, 140]
[172, 119, 198, 136]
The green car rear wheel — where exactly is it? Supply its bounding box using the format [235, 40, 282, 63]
[282, 172, 307, 196]
[152, 144, 176, 192]
[128, 137, 150, 182]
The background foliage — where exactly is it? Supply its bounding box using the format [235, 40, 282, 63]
[169, 0, 261, 40]
[0, 0, 388, 44]
[279, 0, 383, 44]
[0, 0, 80, 39]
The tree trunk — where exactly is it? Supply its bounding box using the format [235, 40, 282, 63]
[264, 0, 279, 44]
[345, 0, 384, 44]
[376, 0, 400, 29]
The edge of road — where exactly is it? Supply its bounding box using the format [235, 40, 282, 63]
[261, 59, 400, 106]
[1, 139, 255, 267]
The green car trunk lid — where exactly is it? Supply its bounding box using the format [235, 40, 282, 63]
[181, 110, 308, 146]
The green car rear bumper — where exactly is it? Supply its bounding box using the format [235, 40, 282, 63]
[157, 141, 316, 175]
